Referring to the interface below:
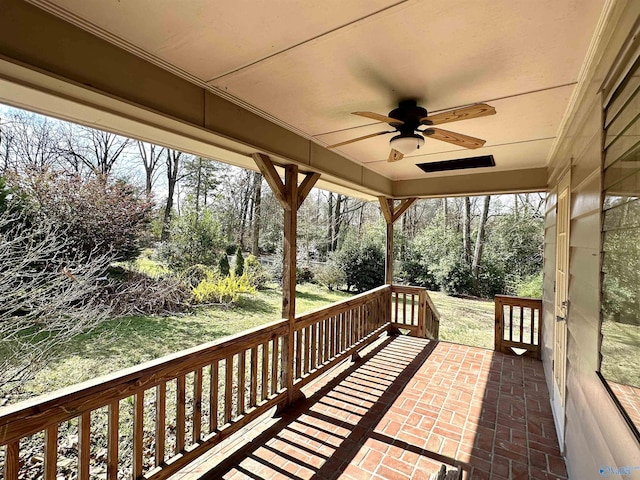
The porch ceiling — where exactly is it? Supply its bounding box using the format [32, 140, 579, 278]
[6, 0, 607, 196]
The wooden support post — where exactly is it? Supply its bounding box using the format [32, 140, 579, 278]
[283, 164, 298, 404]
[379, 197, 417, 285]
[251, 153, 320, 407]
[386, 220, 394, 284]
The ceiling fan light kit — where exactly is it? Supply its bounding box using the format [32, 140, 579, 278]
[328, 99, 496, 162]
[390, 133, 425, 154]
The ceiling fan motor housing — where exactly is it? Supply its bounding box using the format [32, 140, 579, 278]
[389, 99, 429, 135]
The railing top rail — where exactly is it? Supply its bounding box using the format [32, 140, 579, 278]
[390, 284, 425, 294]
[0, 318, 288, 439]
[424, 292, 441, 320]
[294, 284, 390, 328]
[495, 295, 542, 308]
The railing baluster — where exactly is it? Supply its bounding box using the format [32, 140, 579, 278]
[509, 305, 514, 341]
[155, 383, 166, 466]
[4, 441, 19, 480]
[250, 346, 258, 407]
[295, 330, 302, 378]
[331, 315, 340, 358]
[261, 343, 269, 402]
[338, 313, 343, 353]
[303, 327, 309, 373]
[108, 401, 119, 479]
[79, 412, 91, 480]
[193, 367, 203, 443]
[176, 376, 186, 452]
[519, 307, 524, 343]
[210, 361, 219, 432]
[271, 339, 279, 394]
[320, 318, 326, 363]
[324, 317, 330, 361]
[44, 424, 58, 480]
[310, 322, 317, 371]
[394, 291, 399, 323]
[531, 308, 535, 345]
[411, 294, 416, 326]
[133, 393, 144, 479]
[238, 351, 246, 415]
[402, 292, 407, 324]
[347, 309, 352, 350]
[225, 356, 233, 423]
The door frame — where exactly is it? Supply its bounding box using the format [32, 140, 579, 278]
[552, 170, 570, 450]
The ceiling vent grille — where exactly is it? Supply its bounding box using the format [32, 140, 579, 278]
[416, 155, 495, 173]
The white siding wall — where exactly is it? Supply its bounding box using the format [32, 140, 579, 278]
[544, 1, 640, 477]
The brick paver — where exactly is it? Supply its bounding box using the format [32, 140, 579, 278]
[174, 336, 567, 479]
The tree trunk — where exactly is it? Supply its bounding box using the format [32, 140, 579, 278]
[463, 197, 472, 265]
[442, 198, 448, 229]
[194, 158, 202, 214]
[472, 196, 491, 295]
[327, 192, 334, 252]
[161, 150, 181, 241]
[238, 173, 252, 249]
[332, 194, 343, 251]
[251, 171, 262, 255]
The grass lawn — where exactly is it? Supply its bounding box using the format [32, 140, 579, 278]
[24, 284, 497, 398]
[25, 283, 351, 397]
[428, 291, 495, 350]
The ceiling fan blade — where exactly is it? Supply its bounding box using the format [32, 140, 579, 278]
[326, 130, 392, 149]
[352, 111, 404, 125]
[420, 103, 496, 126]
[424, 128, 486, 149]
[388, 149, 404, 162]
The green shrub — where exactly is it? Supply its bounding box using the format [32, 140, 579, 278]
[244, 255, 271, 289]
[296, 264, 314, 284]
[234, 247, 245, 277]
[225, 244, 238, 255]
[335, 235, 384, 293]
[160, 207, 224, 268]
[313, 262, 345, 291]
[516, 272, 543, 298]
[219, 254, 230, 276]
[433, 256, 473, 296]
[192, 274, 255, 305]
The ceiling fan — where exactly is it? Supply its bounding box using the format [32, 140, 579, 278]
[327, 100, 496, 162]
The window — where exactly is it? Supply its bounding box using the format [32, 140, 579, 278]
[600, 55, 640, 442]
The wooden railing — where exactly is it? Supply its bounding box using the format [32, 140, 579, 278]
[390, 285, 440, 339]
[293, 285, 390, 387]
[0, 284, 438, 479]
[494, 295, 542, 359]
[0, 320, 289, 480]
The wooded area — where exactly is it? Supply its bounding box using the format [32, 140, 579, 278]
[0, 106, 544, 397]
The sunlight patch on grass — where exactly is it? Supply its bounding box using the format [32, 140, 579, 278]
[427, 291, 495, 350]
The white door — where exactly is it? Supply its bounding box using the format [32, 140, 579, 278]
[552, 172, 570, 449]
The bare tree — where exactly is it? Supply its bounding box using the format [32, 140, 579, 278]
[61, 125, 131, 176]
[162, 149, 183, 241]
[137, 141, 165, 197]
[472, 196, 491, 294]
[1, 109, 62, 174]
[0, 211, 113, 398]
[462, 197, 472, 265]
[251, 171, 262, 255]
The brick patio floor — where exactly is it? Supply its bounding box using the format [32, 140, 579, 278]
[173, 335, 567, 480]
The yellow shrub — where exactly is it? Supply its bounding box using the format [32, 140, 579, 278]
[192, 274, 255, 305]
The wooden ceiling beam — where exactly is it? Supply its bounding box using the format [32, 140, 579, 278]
[297, 172, 321, 209]
[252, 153, 289, 210]
[378, 196, 417, 224]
